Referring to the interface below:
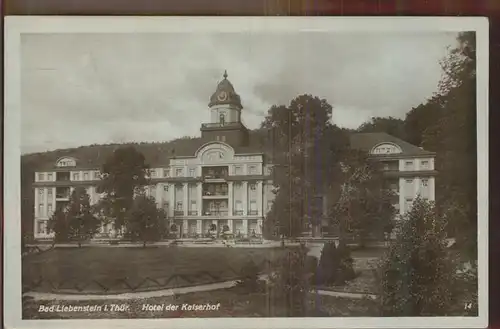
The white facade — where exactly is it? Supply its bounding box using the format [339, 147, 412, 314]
[369, 142, 436, 218]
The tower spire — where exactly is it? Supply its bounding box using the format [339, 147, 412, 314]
[223, 70, 228, 79]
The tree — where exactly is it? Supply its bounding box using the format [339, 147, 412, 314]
[96, 146, 149, 231]
[328, 149, 396, 246]
[421, 32, 477, 261]
[379, 197, 455, 316]
[404, 97, 445, 147]
[317, 241, 355, 285]
[357, 116, 407, 141]
[125, 195, 167, 247]
[268, 246, 313, 316]
[47, 187, 101, 246]
[263, 95, 334, 237]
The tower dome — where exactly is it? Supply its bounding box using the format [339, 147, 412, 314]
[208, 70, 243, 109]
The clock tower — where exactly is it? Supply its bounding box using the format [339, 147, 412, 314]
[201, 70, 249, 146]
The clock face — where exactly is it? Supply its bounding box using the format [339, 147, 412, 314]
[217, 91, 228, 102]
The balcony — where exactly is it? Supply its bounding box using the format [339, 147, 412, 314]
[203, 210, 229, 216]
[55, 187, 71, 199]
[56, 172, 70, 182]
[203, 190, 228, 197]
[201, 122, 242, 129]
[188, 210, 198, 216]
[202, 167, 228, 180]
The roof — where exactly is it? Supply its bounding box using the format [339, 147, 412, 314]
[208, 71, 243, 109]
[349, 132, 435, 157]
[24, 129, 270, 171]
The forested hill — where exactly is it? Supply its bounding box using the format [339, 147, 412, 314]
[21, 128, 271, 170]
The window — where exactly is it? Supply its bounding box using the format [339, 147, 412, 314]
[163, 168, 170, 177]
[39, 204, 44, 216]
[150, 170, 156, 177]
[219, 113, 225, 125]
[94, 171, 100, 179]
[405, 179, 414, 184]
[163, 202, 169, 211]
[250, 184, 257, 191]
[175, 185, 183, 193]
[221, 136, 226, 142]
[234, 165, 242, 175]
[47, 204, 53, 215]
[421, 160, 429, 169]
[189, 168, 196, 177]
[38, 173, 44, 181]
[47, 173, 53, 181]
[38, 189, 44, 197]
[267, 200, 273, 211]
[176, 201, 183, 210]
[405, 161, 414, 170]
[422, 179, 429, 187]
[73, 173, 79, 181]
[383, 163, 389, 171]
[37, 221, 46, 234]
[163, 185, 169, 192]
[175, 168, 183, 177]
[249, 165, 257, 175]
[250, 201, 257, 210]
[216, 136, 220, 141]
[235, 200, 243, 210]
[83, 172, 89, 181]
[47, 189, 53, 197]
[405, 198, 413, 211]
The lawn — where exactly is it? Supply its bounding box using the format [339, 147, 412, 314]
[22, 246, 289, 294]
[23, 287, 380, 319]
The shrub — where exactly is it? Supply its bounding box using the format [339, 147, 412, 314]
[317, 241, 355, 285]
[379, 197, 455, 316]
[237, 259, 262, 292]
[268, 248, 311, 317]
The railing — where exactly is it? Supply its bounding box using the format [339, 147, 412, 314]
[233, 210, 244, 215]
[203, 210, 229, 216]
[188, 210, 198, 216]
[248, 210, 258, 215]
[174, 210, 184, 216]
[203, 191, 228, 196]
[203, 174, 228, 179]
[201, 122, 241, 129]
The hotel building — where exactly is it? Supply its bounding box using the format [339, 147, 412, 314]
[30, 72, 436, 240]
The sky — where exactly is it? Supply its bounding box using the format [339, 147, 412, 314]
[20, 31, 458, 154]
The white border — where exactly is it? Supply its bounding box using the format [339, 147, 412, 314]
[4, 16, 489, 329]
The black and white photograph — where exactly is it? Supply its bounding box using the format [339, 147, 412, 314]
[4, 16, 488, 329]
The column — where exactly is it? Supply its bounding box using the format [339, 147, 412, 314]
[183, 219, 188, 235]
[34, 188, 39, 238]
[242, 219, 249, 237]
[256, 181, 263, 216]
[197, 220, 202, 235]
[197, 182, 203, 216]
[429, 177, 436, 201]
[257, 219, 263, 235]
[242, 181, 248, 216]
[183, 182, 189, 216]
[228, 182, 233, 217]
[169, 184, 175, 217]
[228, 219, 233, 233]
[399, 177, 405, 216]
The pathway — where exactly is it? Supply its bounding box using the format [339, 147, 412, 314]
[23, 274, 376, 302]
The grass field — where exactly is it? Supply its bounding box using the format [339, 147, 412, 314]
[22, 246, 289, 294]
